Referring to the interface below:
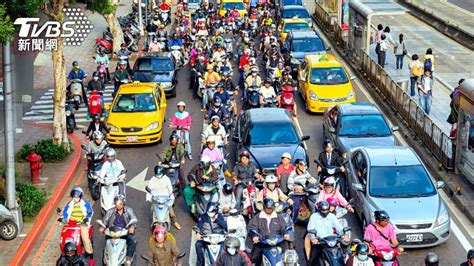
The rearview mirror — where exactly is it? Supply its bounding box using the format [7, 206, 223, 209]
[81, 144, 87, 150]
[391, 126, 399, 131]
[96, 219, 106, 228]
[436, 181, 445, 189]
[301, 135, 310, 141]
[145, 186, 151, 193]
[56, 207, 61, 214]
[352, 183, 364, 192]
[350, 76, 357, 81]
[177, 252, 186, 258]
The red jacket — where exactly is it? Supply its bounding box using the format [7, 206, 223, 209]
[239, 55, 250, 70]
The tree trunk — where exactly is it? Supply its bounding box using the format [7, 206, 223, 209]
[104, 12, 124, 55]
[51, 40, 69, 151]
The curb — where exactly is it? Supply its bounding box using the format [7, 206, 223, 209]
[8, 126, 83, 266]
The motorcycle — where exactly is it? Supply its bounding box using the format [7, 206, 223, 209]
[57, 208, 93, 256]
[308, 229, 352, 265]
[66, 101, 76, 133]
[81, 145, 106, 200]
[123, 29, 139, 52]
[335, 206, 351, 239]
[170, 126, 190, 157]
[69, 78, 85, 109]
[366, 241, 400, 266]
[290, 182, 320, 223]
[95, 33, 113, 54]
[157, 155, 182, 197]
[239, 179, 264, 219]
[141, 252, 186, 265]
[204, 82, 218, 109]
[224, 210, 247, 251]
[249, 226, 294, 266]
[99, 169, 127, 214]
[224, 38, 233, 58]
[193, 227, 226, 265]
[159, 3, 171, 25]
[192, 179, 218, 219]
[0, 203, 19, 240]
[158, 36, 168, 52]
[279, 85, 296, 114]
[146, 186, 172, 229]
[245, 85, 260, 110]
[314, 159, 348, 198]
[97, 218, 137, 265]
[170, 45, 185, 67]
[262, 96, 279, 108]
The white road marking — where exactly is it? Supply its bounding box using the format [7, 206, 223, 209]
[188, 230, 197, 265]
[126, 167, 149, 193]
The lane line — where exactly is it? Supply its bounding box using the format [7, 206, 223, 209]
[188, 230, 197, 265]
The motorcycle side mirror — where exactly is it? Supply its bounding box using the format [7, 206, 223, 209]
[343, 227, 351, 233]
[348, 198, 355, 205]
[140, 254, 150, 261]
[313, 159, 321, 165]
[228, 229, 237, 234]
[126, 218, 138, 228]
[96, 219, 106, 228]
[87, 210, 93, 215]
[391, 126, 399, 131]
[145, 186, 151, 193]
[177, 252, 186, 258]
[301, 135, 310, 141]
[352, 183, 364, 192]
[56, 207, 62, 214]
[328, 127, 336, 133]
[249, 229, 259, 236]
[81, 144, 87, 150]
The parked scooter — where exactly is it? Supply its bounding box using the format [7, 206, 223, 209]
[99, 169, 127, 214]
[146, 186, 172, 229]
[193, 227, 226, 265]
[97, 218, 137, 265]
[0, 203, 18, 240]
[57, 208, 93, 256]
[307, 228, 352, 265]
[95, 32, 113, 54]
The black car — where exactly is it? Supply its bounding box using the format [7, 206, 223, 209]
[233, 108, 310, 171]
[132, 52, 178, 97]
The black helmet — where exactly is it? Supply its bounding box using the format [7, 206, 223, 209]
[223, 183, 233, 195]
[264, 78, 272, 84]
[154, 165, 164, 177]
[72, 61, 79, 67]
[214, 97, 222, 107]
[217, 81, 225, 88]
[64, 241, 77, 256]
[169, 132, 179, 142]
[468, 249, 474, 260]
[93, 113, 101, 121]
[374, 210, 390, 222]
[424, 252, 439, 265]
[317, 201, 330, 212]
[70, 187, 84, 198]
[323, 139, 333, 148]
[263, 198, 275, 209]
[282, 70, 289, 76]
[114, 194, 126, 205]
[224, 236, 241, 255]
[355, 243, 369, 255]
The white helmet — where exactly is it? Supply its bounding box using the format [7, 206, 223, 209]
[177, 101, 186, 107]
[281, 152, 291, 160]
[265, 174, 278, 183]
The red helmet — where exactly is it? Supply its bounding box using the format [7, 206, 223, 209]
[326, 197, 338, 207]
[153, 225, 167, 243]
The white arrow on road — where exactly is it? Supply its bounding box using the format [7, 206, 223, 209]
[125, 167, 149, 193]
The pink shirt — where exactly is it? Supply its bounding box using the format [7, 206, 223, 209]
[276, 164, 294, 178]
[201, 148, 223, 162]
[317, 189, 349, 207]
[170, 111, 192, 129]
[363, 222, 397, 251]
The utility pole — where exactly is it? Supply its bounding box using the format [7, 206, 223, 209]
[138, 0, 144, 36]
[2, 42, 23, 231]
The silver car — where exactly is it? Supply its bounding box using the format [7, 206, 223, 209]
[346, 146, 450, 248]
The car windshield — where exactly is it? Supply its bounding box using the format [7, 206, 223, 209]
[369, 165, 436, 198]
[135, 58, 173, 72]
[310, 67, 349, 85]
[222, 2, 245, 10]
[249, 123, 299, 145]
[188, 0, 200, 3]
[282, 9, 309, 19]
[291, 38, 324, 53]
[338, 114, 391, 137]
[112, 93, 157, 112]
[284, 22, 309, 32]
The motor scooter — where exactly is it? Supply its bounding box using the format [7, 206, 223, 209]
[279, 85, 296, 114]
[99, 170, 127, 214]
[170, 45, 185, 67]
[262, 96, 279, 108]
[314, 159, 348, 198]
[87, 90, 104, 119]
[157, 155, 182, 197]
[204, 82, 218, 109]
[366, 240, 401, 266]
[170, 126, 190, 157]
[141, 252, 186, 265]
[66, 101, 76, 133]
[249, 225, 294, 266]
[96, 218, 137, 265]
[81, 144, 107, 200]
[95, 33, 113, 54]
[239, 179, 264, 219]
[192, 178, 218, 219]
[57, 208, 93, 256]
[224, 210, 247, 251]
[224, 38, 233, 58]
[307, 229, 352, 265]
[193, 227, 226, 265]
[159, 3, 171, 25]
[123, 29, 139, 52]
[0, 203, 18, 240]
[158, 36, 168, 52]
[69, 78, 85, 109]
[245, 85, 260, 110]
[290, 182, 320, 223]
[97, 61, 107, 83]
[146, 187, 172, 229]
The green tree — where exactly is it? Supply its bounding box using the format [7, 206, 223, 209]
[0, 4, 14, 43]
[89, 0, 124, 54]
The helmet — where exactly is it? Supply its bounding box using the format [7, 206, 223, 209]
[244, 48, 250, 54]
[206, 136, 216, 144]
[222, 70, 231, 77]
[93, 131, 104, 141]
[154, 165, 164, 177]
[467, 249, 474, 260]
[326, 197, 338, 207]
[425, 252, 439, 265]
[282, 70, 289, 76]
[217, 81, 225, 88]
[119, 60, 127, 65]
[64, 242, 78, 256]
[355, 243, 369, 255]
[72, 61, 79, 67]
[213, 97, 222, 107]
[207, 64, 214, 70]
[160, 24, 165, 29]
[206, 202, 219, 215]
[70, 187, 84, 198]
[281, 152, 291, 160]
[93, 113, 101, 121]
[177, 101, 186, 107]
[323, 139, 333, 148]
[114, 194, 126, 205]
[295, 159, 306, 166]
[200, 156, 211, 169]
[251, 67, 258, 73]
[211, 115, 220, 122]
[264, 78, 272, 84]
[223, 183, 233, 195]
[169, 132, 179, 142]
[239, 150, 250, 158]
[105, 148, 116, 160]
[225, 236, 240, 255]
[263, 198, 275, 209]
[317, 201, 330, 212]
[264, 174, 278, 183]
[374, 210, 390, 222]
[324, 177, 336, 186]
[153, 225, 167, 243]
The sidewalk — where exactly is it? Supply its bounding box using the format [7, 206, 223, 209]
[370, 13, 474, 134]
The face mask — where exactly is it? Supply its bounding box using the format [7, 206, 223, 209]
[268, 183, 276, 191]
[357, 254, 368, 261]
[227, 247, 237, 255]
[320, 211, 329, 218]
[73, 197, 80, 203]
[93, 76, 99, 81]
[252, 72, 257, 76]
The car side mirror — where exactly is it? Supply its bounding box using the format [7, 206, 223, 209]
[301, 135, 310, 141]
[391, 126, 399, 131]
[326, 47, 331, 51]
[352, 183, 364, 192]
[145, 186, 151, 193]
[436, 181, 445, 189]
[328, 127, 336, 134]
[350, 76, 357, 81]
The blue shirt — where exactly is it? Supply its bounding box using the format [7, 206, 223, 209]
[168, 38, 183, 47]
[307, 212, 343, 238]
[114, 210, 127, 228]
[68, 69, 86, 80]
[213, 91, 231, 104]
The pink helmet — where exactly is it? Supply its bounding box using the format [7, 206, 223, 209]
[323, 177, 336, 186]
[326, 197, 338, 206]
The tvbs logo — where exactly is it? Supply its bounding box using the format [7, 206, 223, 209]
[14, 18, 75, 38]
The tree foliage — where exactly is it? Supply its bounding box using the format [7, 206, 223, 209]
[0, 4, 15, 43]
[89, 0, 116, 15]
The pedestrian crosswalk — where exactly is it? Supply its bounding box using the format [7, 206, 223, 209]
[22, 86, 115, 124]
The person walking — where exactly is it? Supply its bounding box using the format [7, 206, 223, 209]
[375, 24, 384, 56]
[378, 35, 388, 68]
[422, 48, 435, 77]
[417, 69, 434, 115]
[394, 34, 406, 70]
[408, 54, 423, 97]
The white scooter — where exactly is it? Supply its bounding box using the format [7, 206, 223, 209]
[146, 187, 172, 229]
[194, 227, 226, 266]
[69, 78, 85, 109]
[170, 45, 185, 67]
[224, 209, 247, 251]
[99, 170, 127, 215]
[97, 218, 137, 266]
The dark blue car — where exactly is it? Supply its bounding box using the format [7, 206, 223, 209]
[132, 52, 178, 97]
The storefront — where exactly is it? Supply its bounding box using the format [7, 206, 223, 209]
[455, 79, 474, 184]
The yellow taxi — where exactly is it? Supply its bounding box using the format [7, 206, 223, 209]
[298, 54, 356, 113]
[278, 18, 310, 41]
[219, 0, 248, 17]
[105, 82, 167, 145]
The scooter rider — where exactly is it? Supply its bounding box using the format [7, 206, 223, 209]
[215, 236, 252, 266]
[280, 69, 296, 88]
[195, 202, 228, 266]
[202, 116, 228, 147]
[159, 133, 186, 166]
[99, 148, 126, 196]
[316, 139, 345, 186]
[316, 177, 354, 213]
[147, 225, 183, 266]
[460, 249, 474, 266]
[116, 43, 132, 71]
[84, 114, 109, 140]
[259, 78, 277, 106]
[146, 165, 182, 230]
[95, 47, 111, 83]
[113, 60, 131, 94]
[60, 187, 94, 264]
[213, 82, 237, 118]
[345, 243, 374, 266]
[67, 61, 88, 106]
[287, 159, 317, 222]
[184, 156, 219, 213]
[424, 252, 439, 266]
[232, 150, 263, 210]
[248, 198, 290, 265]
[201, 137, 224, 163]
[206, 97, 228, 123]
[85, 131, 108, 156]
[99, 195, 138, 266]
[363, 210, 402, 256]
[256, 174, 292, 211]
[305, 201, 349, 264]
[56, 242, 90, 266]
[87, 72, 105, 96]
[169, 101, 193, 160]
[218, 183, 237, 213]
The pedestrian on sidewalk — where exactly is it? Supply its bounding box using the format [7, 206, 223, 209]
[375, 24, 384, 56]
[378, 35, 388, 68]
[447, 79, 465, 141]
[417, 69, 434, 115]
[383, 26, 394, 45]
[394, 34, 407, 70]
[422, 48, 435, 78]
[408, 54, 423, 97]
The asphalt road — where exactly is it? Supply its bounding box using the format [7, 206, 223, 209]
[447, 0, 474, 13]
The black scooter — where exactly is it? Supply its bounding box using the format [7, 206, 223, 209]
[66, 101, 76, 133]
[81, 144, 107, 200]
[314, 159, 348, 198]
[307, 228, 351, 265]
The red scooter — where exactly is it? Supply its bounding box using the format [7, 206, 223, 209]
[279, 85, 296, 114]
[97, 61, 107, 83]
[87, 90, 107, 119]
[95, 32, 113, 54]
[367, 242, 401, 266]
[58, 218, 93, 256]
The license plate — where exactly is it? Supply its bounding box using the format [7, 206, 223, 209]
[406, 234, 423, 242]
[126, 136, 137, 142]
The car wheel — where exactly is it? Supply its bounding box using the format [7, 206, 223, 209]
[0, 221, 18, 240]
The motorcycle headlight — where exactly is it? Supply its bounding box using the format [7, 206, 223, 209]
[347, 90, 354, 100]
[435, 207, 449, 227]
[161, 82, 172, 88]
[108, 124, 118, 132]
[309, 91, 318, 101]
[66, 110, 72, 116]
[146, 122, 159, 131]
[381, 251, 393, 261]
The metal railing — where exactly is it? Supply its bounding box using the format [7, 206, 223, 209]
[312, 3, 455, 170]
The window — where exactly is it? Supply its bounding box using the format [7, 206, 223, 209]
[222, 2, 245, 10]
[135, 58, 173, 72]
[112, 93, 157, 112]
[338, 114, 391, 137]
[310, 67, 349, 85]
[249, 123, 298, 145]
[291, 38, 325, 53]
[282, 9, 309, 19]
[283, 22, 309, 32]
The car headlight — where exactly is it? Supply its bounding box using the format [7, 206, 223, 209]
[347, 90, 354, 100]
[161, 82, 172, 88]
[146, 122, 159, 131]
[435, 207, 449, 227]
[108, 124, 118, 132]
[309, 91, 318, 101]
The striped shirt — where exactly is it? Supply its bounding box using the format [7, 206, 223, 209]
[70, 202, 84, 223]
